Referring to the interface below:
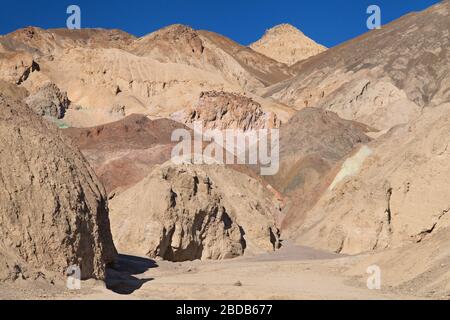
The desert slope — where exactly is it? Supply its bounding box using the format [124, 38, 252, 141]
[265, 1, 450, 130]
[292, 103, 450, 254]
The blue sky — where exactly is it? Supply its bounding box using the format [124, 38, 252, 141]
[0, 0, 441, 47]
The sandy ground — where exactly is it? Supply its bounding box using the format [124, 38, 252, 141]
[0, 242, 421, 300]
[36, 242, 417, 300]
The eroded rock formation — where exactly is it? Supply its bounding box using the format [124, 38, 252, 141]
[0, 93, 116, 281]
[109, 163, 281, 261]
[174, 91, 280, 131]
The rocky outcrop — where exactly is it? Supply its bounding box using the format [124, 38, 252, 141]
[25, 82, 70, 118]
[250, 24, 326, 66]
[174, 91, 281, 131]
[109, 163, 281, 261]
[0, 93, 116, 281]
[0, 50, 39, 84]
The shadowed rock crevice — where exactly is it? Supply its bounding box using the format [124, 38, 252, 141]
[105, 254, 156, 295]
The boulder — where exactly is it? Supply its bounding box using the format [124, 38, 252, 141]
[25, 82, 70, 119]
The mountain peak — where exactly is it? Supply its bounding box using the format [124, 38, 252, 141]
[264, 23, 305, 36]
[250, 23, 326, 66]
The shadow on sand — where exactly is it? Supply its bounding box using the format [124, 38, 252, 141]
[106, 254, 157, 295]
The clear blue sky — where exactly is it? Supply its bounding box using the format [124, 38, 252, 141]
[0, 0, 441, 47]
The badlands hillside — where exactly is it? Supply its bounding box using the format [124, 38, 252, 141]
[0, 0, 449, 300]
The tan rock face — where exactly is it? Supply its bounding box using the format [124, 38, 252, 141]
[294, 103, 450, 254]
[109, 163, 281, 261]
[250, 24, 326, 66]
[175, 91, 281, 131]
[0, 94, 116, 281]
